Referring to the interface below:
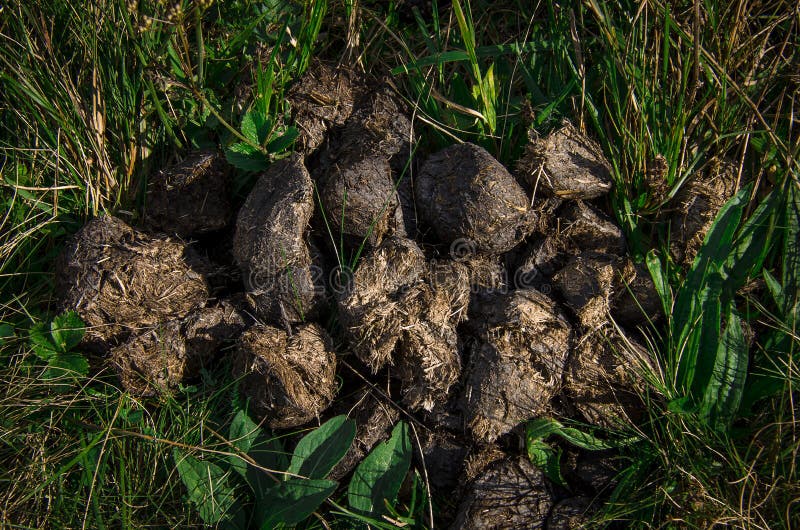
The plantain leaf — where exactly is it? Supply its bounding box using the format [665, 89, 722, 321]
[173, 449, 243, 527]
[348, 421, 411, 518]
[288, 415, 355, 480]
[257, 478, 337, 528]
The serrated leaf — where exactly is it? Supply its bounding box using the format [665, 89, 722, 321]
[257, 478, 337, 528]
[288, 415, 355, 480]
[173, 449, 242, 526]
[28, 322, 58, 361]
[225, 146, 270, 172]
[241, 111, 271, 145]
[50, 311, 85, 352]
[266, 127, 299, 154]
[348, 421, 411, 518]
[47, 353, 89, 377]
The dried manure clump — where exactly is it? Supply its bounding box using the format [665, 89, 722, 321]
[416, 142, 533, 254]
[55, 215, 209, 352]
[329, 388, 399, 480]
[233, 154, 323, 325]
[514, 200, 626, 281]
[320, 87, 412, 247]
[564, 325, 654, 429]
[396, 279, 461, 411]
[233, 323, 337, 429]
[517, 122, 613, 199]
[453, 456, 554, 530]
[669, 159, 738, 267]
[111, 302, 247, 396]
[287, 59, 367, 154]
[546, 497, 594, 530]
[336, 236, 426, 371]
[462, 289, 573, 442]
[144, 150, 231, 237]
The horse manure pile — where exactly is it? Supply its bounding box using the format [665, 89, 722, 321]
[54, 63, 736, 527]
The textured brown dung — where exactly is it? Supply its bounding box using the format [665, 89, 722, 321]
[461, 289, 573, 443]
[320, 87, 412, 248]
[287, 59, 367, 154]
[514, 200, 626, 281]
[453, 456, 554, 530]
[144, 150, 231, 237]
[336, 236, 426, 371]
[329, 387, 400, 480]
[610, 258, 662, 327]
[233, 323, 337, 429]
[563, 324, 653, 429]
[517, 122, 613, 199]
[233, 154, 323, 325]
[416, 142, 534, 254]
[553, 252, 619, 328]
[55, 215, 210, 353]
[546, 497, 594, 530]
[669, 159, 738, 267]
[111, 302, 246, 396]
[396, 280, 461, 411]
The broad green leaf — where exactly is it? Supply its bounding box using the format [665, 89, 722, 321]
[46, 353, 89, 378]
[50, 311, 85, 352]
[699, 307, 748, 431]
[0, 323, 15, 344]
[526, 438, 567, 487]
[247, 432, 289, 518]
[525, 418, 619, 451]
[687, 272, 724, 397]
[241, 111, 271, 145]
[266, 127, 299, 154]
[28, 322, 58, 361]
[228, 409, 262, 478]
[173, 449, 242, 526]
[225, 144, 270, 172]
[781, 181, 800, 314]
[348, 421, 411, 518]
[288, 415, 356, 480]
[725, 187, 778, 286]
[257, 478, 337, 528]
[762, 269, 785, 309]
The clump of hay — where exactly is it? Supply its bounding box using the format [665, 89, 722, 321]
[517, 121, 613, 199]
[336, 236, 426, 371]
[233, 154, 323, 325]
[461, 289, 573, 443]
[233, 323, 338, 429]
[144, 150, 231, 237]
[111, 301, 247, 396]
[55, 215, 210, 353]
[416, 142, 534, 254]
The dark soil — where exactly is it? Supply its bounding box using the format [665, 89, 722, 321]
[233, 323, 338, 429]
[55, 215, 210, 353]
[144, 150, 232, 237]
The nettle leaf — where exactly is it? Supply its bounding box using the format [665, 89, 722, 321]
[288, 415, 356, 480]
[28, 322, 58, 361]
[173, 449, 243, 527]
[348, 421, 411, 518]
[240, 111, 271, 145]
[45, 352, 89, 379]
[50, 311, 85, 352]
[257, 478, 337, 528]
[225, 142, 270, 172]
[266, 127, 299, 154]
